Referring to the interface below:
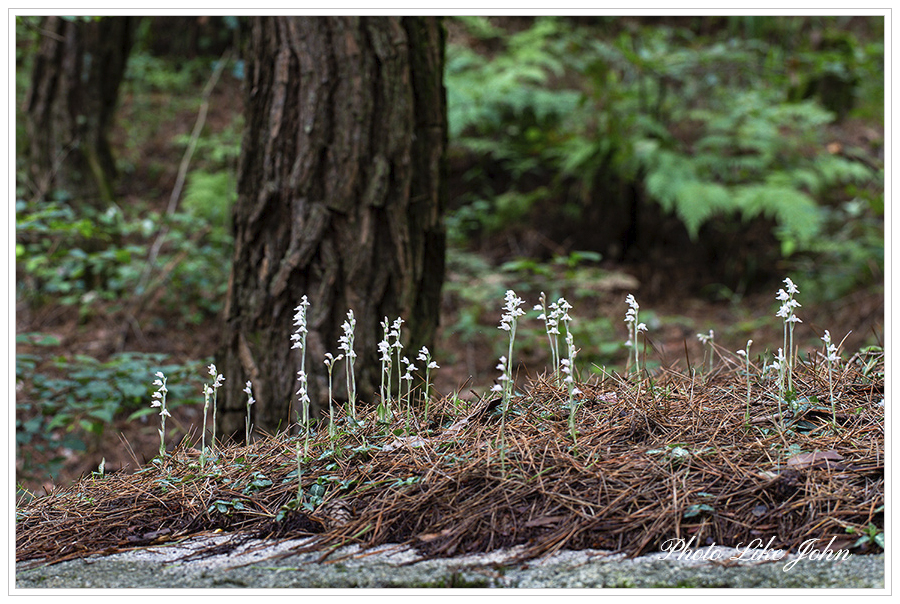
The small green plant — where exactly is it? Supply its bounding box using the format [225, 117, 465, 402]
[323, 352, 343, 440]
[416, 346, 439, 425]
[400, 356, 416, 433]
[735, 340, 753, 424]
[206, 364, 225, 455]
[292, 296, 311, 499]
[243, 380, 255, 443]
[493, 289, 525, 469]
[149, 372, 170, 458]
[207, 499, 245, 515]
[338, 310, 357, 419]
[847, 523, 884, 550]
[623, 294, 648, 376]
[775, 277, 802, 393]
[390, 317, 405, 405]
[200, 383, 211, 468]
[534, 292, 562, 382]
[697, 330, 715, 374]
[772, 347, 788, 424]
[377, 318, 392, 422]
[821, 330, 849, 425]
[561, 329, 581, 445]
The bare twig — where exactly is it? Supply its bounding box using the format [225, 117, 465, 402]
[123, 49, 232, 344]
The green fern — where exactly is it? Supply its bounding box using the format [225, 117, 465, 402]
[445, 16, 880, 268]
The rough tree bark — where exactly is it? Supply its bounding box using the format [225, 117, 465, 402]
[24, 16, 137, 205]
[217, 16, 447, 440]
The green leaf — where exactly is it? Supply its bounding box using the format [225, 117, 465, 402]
[683, 504, 716, 519]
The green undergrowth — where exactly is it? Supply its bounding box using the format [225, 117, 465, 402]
[15, 332, 207, 491]
[446, 16, 883, 295]
[15, 189, 233, 323]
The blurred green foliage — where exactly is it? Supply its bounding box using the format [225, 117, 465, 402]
[15, 18, 240, 486]
[15, 193, 232, 321]
[446, 16, 883, 298]
[16, 332, 206, 484]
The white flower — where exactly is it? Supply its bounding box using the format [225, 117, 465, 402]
[783, 277, 799, 294]
[150, 372, 170, 422]
[291, 297, 310, 349]
[207, 364, 224, 388]
[324, 352, 343, 369]
[243, 381, 256, 406]
[340, 311, 356, 354]
[822, 331, 841, 363]
[499, 289, 525, 331]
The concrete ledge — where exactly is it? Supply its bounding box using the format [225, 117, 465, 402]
[15, 535, 885, 590]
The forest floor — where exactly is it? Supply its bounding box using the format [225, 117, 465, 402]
[16, 352, 886, 568]
[16, 53, 885, 580]
[16, 57, 884, 500]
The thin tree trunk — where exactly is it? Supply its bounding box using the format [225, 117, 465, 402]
[24, 16, 136, 205]
[218, 16, 446, 440]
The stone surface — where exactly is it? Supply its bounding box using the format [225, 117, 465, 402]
[15, 535, 885, 589]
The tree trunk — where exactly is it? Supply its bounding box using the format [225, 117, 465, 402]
[217, 16, 447, 440]
[24, 16, 137, 205]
